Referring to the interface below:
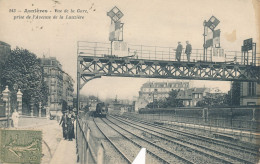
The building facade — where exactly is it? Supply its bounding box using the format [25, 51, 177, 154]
[62, 73, 74, 109]
[139, 81, 190, 103]
[41, 57, 74, 111]
[240, 82, 260, 106]
[177, 88, 210, 107]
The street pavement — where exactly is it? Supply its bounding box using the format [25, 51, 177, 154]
[17, 116, 77, 164]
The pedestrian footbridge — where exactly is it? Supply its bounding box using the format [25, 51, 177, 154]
[77, 41, 260, 89]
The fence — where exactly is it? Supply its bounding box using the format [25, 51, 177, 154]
[123, 111, 260, 133]
[0, 101, 6, 117]
[77, 41, 260, 66]
[76, 112, 105, 164]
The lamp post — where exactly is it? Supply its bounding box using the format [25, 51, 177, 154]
[17, 89, 23, 115]
[3, 86, 10, 127]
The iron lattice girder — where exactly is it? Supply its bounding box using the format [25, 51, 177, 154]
[78, 56, 260, 82]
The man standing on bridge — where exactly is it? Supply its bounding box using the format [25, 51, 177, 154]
[185, 41, 192, 62]
[175, 42, 183, 62]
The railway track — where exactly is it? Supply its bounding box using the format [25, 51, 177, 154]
[100, 117, 195, 164]
[118, 113, 259, 155]
[109, 114, 259, 164]
[93, 118, 132, 164]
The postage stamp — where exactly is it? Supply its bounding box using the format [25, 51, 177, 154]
[0, 129, 42, 163]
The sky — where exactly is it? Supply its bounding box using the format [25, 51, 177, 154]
[0, 0, 258, 100]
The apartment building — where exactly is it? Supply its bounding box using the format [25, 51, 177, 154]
[240, 82, 260, 106]
[139, 81, 190, 103]
[41, 57, 74, 111]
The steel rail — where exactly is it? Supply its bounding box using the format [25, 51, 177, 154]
[111, 115, 256, 164]
[99, 118, 173, 164]
[100, 118, 194, 164]
[120, 113, 259, 155]
[93, 118, 132, 164]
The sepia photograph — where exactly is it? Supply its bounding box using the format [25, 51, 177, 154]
[0, 0, 259, 163]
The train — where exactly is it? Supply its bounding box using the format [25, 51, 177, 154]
[94, 102, 108, 118]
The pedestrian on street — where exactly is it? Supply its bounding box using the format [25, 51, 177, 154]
[185, 41, 192, 62]
[66, 112, 74, 141]
[11, 109, 19, 128]
[175, 42, 183, 62]
[59, 111, 68, 139]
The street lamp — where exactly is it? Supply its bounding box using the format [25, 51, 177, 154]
[3, 86, 10, 127]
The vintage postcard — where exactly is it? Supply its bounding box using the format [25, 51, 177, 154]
[0, 0, 259, 163]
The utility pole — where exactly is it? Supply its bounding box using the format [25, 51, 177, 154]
[203, 20, 207, 61]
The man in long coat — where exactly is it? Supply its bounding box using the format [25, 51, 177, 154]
[185, 41, 192, 62]
[176, 42, 183, 62]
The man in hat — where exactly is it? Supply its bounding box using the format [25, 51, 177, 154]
[175, 42, 183, 62]
[185, 41, 192, 62]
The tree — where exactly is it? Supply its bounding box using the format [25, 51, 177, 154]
[165, 90, 183, 107]
[230, 81, 240, 106]
[146, 99, 167, 108]
[1, 47, 49, 112]
[196, 93, 230, 107]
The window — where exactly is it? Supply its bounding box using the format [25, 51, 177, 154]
[194, 93, 199, 99]
[247, 102, 256, 106]
[248, 82, 256, 96]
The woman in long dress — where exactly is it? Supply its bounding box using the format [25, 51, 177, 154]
[11, 109, 19, 128]
[67, 113, 74, 141]
[59, 112, 68, 139]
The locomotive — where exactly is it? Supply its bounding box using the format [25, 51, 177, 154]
[94, 102, 108, 118]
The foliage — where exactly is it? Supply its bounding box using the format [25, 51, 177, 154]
[165, 90, 183, 107]
[230, 81, 240, 106]
[0, 46, 10, 88]
[196, 93, 230, 107]
[146, 99, 167, 108]
[146, 90, 183, 108]
[1, 47, 49, 110]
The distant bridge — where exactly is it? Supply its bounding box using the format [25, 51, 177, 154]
[77, 41, 260, 89]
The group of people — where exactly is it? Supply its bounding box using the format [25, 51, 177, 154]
[59, 110, 75, 141]
[175, 41, 192, 62]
